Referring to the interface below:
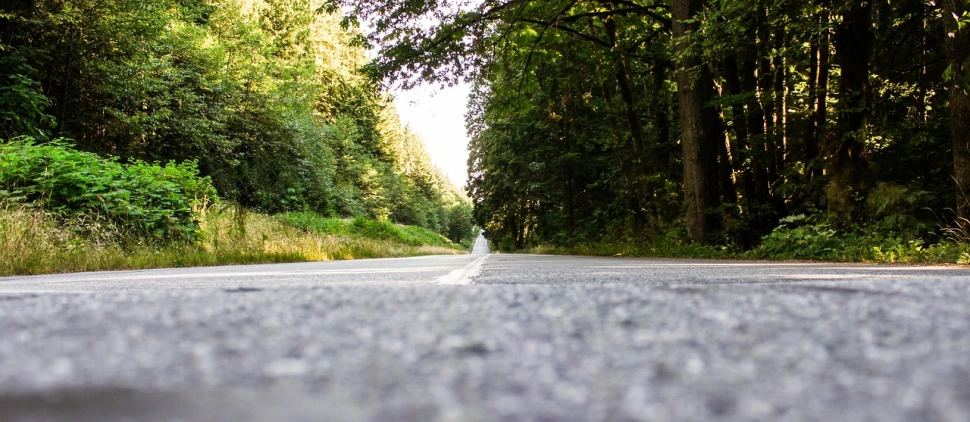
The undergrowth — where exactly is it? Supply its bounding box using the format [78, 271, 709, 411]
[522, 214, 970, 264]
[0, 138, 216, 243]
[0, 140, 467, 276]
[278, 212, 460, 250]
[0, 205, 464, 276]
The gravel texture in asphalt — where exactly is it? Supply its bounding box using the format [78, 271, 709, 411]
[1, 235, 970, 421]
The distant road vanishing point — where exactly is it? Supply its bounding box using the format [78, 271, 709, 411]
[1, 238, 969, 421]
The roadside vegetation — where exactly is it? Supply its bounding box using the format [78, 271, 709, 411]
[0, 140, 469, 276]
[339, 0, 970, 264]
[9, 0, 970, 267]
[0, 1, 477, 276]
[0, 204, 465, 277]
[525, 230, 970, 265]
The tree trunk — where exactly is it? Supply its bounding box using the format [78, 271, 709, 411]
[615, 56, 644, 153]
[944, 0, 970, 221]
[601, 79, 622, 142]
[804, 32, 819, 176]
[653, 58, 672, 149]
[715, 103, 737, 205]
[673, 0, 721, 243]
[757, 7, 778, 189]
[741, 53, 771, 212]
[725, 54, 756, 205]
[827, 0, 872, 227]
[773, 24, 788, 180]
[604, 17, 645, 154]
[813, 10, 831, 183]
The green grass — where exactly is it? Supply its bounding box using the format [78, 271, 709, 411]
[520, 230, 970, 265]
[0, 205, 466, 276]
[278, 212, 462, 249]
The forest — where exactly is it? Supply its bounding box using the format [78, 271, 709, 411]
[340, 0, 970, 260]
[0, 0, 483, 275]
[0, 0, 475, 247]
[6, 0, 970, 264]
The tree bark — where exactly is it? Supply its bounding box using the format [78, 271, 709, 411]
[757, 7, 778, 188]
[813, 10, 830, 183]
[772, 24, 788, 180]
[725, 54, 756, 206]
[673, 0, 721, 243]
[804, 32, 819, 176]
[604, 16, 645, 154]
[615, 56, 644, 153]
[741, 53, 771, 211]
[827, 0, 872, 227]
[601, 79, 622, 141]
[653, 57, 672, 148]
[944, 0, 970, 221]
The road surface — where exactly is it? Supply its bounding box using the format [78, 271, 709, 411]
[1, 235, 969, 421]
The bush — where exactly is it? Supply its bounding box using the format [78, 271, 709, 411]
[0, 138, 217, 242]
[351, 216, 413, 243]
[279, 211, 457, 249]
[751, 213, 965, 263]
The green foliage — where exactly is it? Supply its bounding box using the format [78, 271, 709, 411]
[755, 215, 845, 260]
[0, 49, 54, 139]
[0, 204, 465, 276]
[446, 203, 475, 244]
[279, 212, 354, 236]
[0, 138, 216, 242]
[0, 0, 464, 237]
[751, 213, 962, 263]
[278, 211, 460, 249]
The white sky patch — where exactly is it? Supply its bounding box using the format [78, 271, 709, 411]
[393, 83, 472, 188]
[356, 5, 479, 190]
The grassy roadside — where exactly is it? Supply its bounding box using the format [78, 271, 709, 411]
[0, 205, 466, 277]
[518, 233, 970, 265]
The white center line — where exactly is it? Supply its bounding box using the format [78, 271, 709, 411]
[433, 255, 489, 285]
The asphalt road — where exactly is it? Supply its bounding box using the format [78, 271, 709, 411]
[1, 235, 970, 421]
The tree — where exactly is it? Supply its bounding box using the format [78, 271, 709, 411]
[1, 0, 464, 230]
[826, 0, 873, 227]
[672, 0, 721, 243]
[944, 0, 970, 221]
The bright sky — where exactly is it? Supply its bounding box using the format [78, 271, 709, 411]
[392, 83, 472, 189]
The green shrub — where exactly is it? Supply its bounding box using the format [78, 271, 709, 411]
[754, 214, 844, 260]
[750, 213, 966, 263]
[351, 216, 412, 243]
[278, 212, 353, 236]
[0, 138, 217, 242]
[279, 211, 458, 249]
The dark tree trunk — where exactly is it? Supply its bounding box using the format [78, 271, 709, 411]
[725, 54, 756, 205]
[601, 79, 622, 142]
[757, 7, 778, 189]
[944, 0, 970, 221]
[804, 33, 819, 176]
[772, 24, 788, 180]
[741, 53, 771, 209]
[827, 0, 872, 226]
[653, 58, 672, 152]
[813, 11, 831, 183]
[673, 0, 721, 243]
[604, 17, 645, 154]
[615, 55, 644, 153]
[918, 1, 927, 126]
[714, 99, 737, 205]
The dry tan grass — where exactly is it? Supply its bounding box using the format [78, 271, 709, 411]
[0, 204, 463, 276]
